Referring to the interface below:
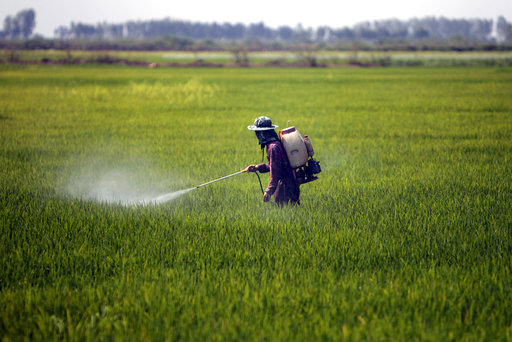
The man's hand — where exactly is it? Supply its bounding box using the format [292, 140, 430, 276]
[242, 165, 257, 173]
[263, 191, 271, 202]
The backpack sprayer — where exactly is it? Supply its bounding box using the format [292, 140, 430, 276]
[279, 125, 322, 184]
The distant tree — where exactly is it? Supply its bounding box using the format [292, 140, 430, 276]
[293, 23, 313, 42]
[70, 22, 98, 39]
[296, 45, 319, 66]
[230, 44, 249, 65]
[374, 19, 408, 39]
[247, 22, 274, 40]
[221, 22, 244, 39]
[3, 16, 18, 39]
[497, 16, 512, 43]
[3, 9, 35, 39]
[277, 26, 293, 41]
[19, 9, 35, 38]
[54, 26, 70, 39]
[332, 27, 355, 41]
[406, 17, 493, 42]
[469, 19, 493, 41]
[353, 21, 379, 41]
[315, 26, 333, 42]
[414, 28, 430, 40]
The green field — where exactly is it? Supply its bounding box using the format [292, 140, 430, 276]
[1, 65, 511, 340]
[3, 49, 512, 67]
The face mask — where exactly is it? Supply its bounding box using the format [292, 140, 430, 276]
[255, 130, 279, 147]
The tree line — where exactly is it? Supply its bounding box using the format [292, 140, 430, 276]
[2, 8, 512, 46]
[52, 17, 512, 43]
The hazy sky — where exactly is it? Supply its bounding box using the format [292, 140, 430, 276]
[2, 0, 511, 37]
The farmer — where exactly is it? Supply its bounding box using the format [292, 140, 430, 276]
[243, 116, 300, 205]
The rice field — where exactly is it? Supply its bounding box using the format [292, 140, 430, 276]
[0, 65, 511, 340]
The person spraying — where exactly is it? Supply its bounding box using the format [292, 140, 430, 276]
[142, 116, 319, 206]
[243, 116, 301, 205]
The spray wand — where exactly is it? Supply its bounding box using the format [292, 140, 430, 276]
[194, 170, 244, 189]
[151, 169, 264, 205]
[195, 170, 264, 194]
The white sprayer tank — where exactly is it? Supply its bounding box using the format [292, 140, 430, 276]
[280, 127, 309, 168]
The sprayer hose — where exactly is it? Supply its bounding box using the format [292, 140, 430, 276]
[254, 172, 264, 195]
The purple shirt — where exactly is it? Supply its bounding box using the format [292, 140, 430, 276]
[256, 141, 300, 204]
